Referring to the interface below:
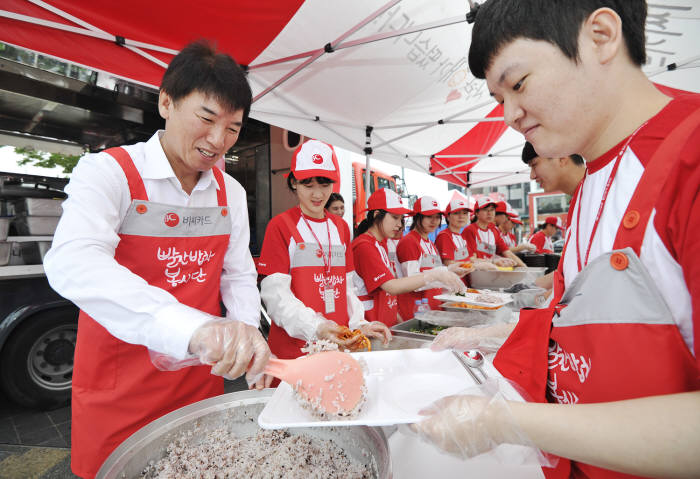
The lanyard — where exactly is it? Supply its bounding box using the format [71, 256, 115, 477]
[301, 213, 332, 275]
[574, 123, 646, 272]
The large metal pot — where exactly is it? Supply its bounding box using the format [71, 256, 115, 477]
[97, 389, 392, 478]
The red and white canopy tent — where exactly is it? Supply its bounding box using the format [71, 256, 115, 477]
[1, 0, 698, 189]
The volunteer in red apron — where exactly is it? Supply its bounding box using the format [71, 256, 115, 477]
[461, 198, 526, 267]
[43, 42, 270, 478]
[396, 196, 468, 319]
[495, 201, 536, 254]
[529, 216, 562, 254]
[415, 2, 700, 477]
[385, 216, 405, 278]
[435, 197, 472, 266]
[257, 140, 391, 360]
[352, 189, 466, 327]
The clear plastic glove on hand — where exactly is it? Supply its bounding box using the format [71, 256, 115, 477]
[412, 380, 553, 466]
[493, 257, 517, 268]
[423, 267, 467, 293]
[447, 262, 474, 277]
[315, 319, 365, 349]
[430, 324, 512, 354]
[187, 319, 271, 382]
[522, 243, 537, 252]
[359, 321, 392, 345]
[471, 259, 500, 271]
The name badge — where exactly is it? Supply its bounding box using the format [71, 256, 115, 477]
[324, 287, 336, 314]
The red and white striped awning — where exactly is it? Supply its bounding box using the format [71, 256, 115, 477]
[1, 0, 698, 186]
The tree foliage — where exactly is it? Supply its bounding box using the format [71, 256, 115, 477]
[15, 147, 82, 174]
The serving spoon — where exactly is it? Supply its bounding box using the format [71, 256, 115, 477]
[263, 351, 365, 416]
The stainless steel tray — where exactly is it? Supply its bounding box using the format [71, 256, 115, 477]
[390, 318, 445, 340]
[97, 389, 391, 479]
[12, 215, 60, 236]
[13, 197, 64, 217]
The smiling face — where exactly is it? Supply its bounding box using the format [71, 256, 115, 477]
[530, 156, 566, 192]
[485, 38, 601, 160]
[294, 178, 334, 219]
[159, 90, 243, 180]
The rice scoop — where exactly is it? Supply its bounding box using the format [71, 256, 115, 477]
[264, 351, 366, 418]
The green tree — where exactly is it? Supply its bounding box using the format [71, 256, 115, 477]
[15, 147, 82, 174]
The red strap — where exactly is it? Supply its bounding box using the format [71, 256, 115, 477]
[211, 166, 228, 207]
[613, 108, 700, 254]
[280, 209, 305, 244]
[104, 147, 148, 201]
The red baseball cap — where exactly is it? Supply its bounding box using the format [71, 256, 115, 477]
[413, 196, 442, 216]
[290, 139, 339, 182]
[510, 214, 524, 225]
[495, 201, 508, 213]
[474, 196, 498, 211]
[365, 188, 412, 215]
[505, 202, 519, 218]
[545, 216, 564, 230]
[444, 197, 472, 215]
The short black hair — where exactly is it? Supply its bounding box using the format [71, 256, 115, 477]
[325, 192, 344, 209]
[161, 40, 252, 121]
[468, 0, 647, 79]
[522, 141, 538, 165]
[523, 141, 585, 166]
[286, 172, 335, 191]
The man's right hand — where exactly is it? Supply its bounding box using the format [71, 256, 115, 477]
[189, 320, 270, 381]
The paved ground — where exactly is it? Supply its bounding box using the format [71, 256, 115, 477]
[0, 378, 248, 478]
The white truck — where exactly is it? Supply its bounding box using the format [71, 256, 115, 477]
[0, 171, 77, 409]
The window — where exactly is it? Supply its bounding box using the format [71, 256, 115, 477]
[376, 175, 396, 192]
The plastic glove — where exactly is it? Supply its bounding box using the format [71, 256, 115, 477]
[522, 242, 537, 252]
[447, 262, 474, 277]
[315, 319, 365, 348]
[422, 267, 466, 293]
[359, 321, 392, 345]
[471, 259, 500, 271]
[188, 320, 271, 382]
[412, 380, 549, 464]
[248, 353, 276, 390]
[430, 324, 514, 354]
[493, 257, 517, 268]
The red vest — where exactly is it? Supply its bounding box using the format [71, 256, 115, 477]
[353, 233, 398, 327]
[396, 230, 442, 320]
[72, 147, 229, 478]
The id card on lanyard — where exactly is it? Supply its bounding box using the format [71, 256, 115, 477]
[302, 214, 335, 314]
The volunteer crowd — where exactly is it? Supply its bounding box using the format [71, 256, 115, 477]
[42, 0, 700, 477]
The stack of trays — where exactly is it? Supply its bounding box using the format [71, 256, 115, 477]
[8, 198, 63, 265]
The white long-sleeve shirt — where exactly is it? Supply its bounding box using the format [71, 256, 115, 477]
[44, 131, 260, 360]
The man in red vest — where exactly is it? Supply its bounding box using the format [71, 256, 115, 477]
[44, 41, 271, 478]
[417, 2, 700, 478]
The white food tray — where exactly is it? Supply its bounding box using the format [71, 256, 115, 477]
[435, 292, 512, 308]
[258, 349, 497, 429]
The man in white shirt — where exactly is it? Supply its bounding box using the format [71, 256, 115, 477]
[44, 41, 270, 478]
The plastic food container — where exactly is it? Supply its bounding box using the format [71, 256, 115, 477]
[13, 198, 64, 217]
[12, 215, 60, 236]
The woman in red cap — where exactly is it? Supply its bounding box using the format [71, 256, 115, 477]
[435, 197, 473, 267]
[396, 196, 469, 320]
[529, 216, 563, 254]
[352, 189, 466, 326]
[257, 139, 390, 360]
[461, 197, 526, 267]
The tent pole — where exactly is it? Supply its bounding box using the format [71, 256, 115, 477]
[364, 126, 373, 208]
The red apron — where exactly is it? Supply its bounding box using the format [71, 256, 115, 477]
[354, 235, 399, 327]
[267, 213, 349, 360]
[494, 110, 700, 479]
[71, 147, 230, 478]
[397, 230, 443, 320]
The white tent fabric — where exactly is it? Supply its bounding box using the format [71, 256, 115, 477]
[247, 0, 700, 184]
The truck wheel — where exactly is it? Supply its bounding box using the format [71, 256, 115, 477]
[0, 306, 78, 409]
